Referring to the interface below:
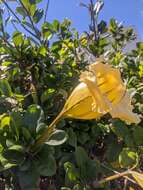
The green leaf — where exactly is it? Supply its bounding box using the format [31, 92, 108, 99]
[11, 112, 23, 138]
[20, 159, 31, 171]
[15, 94, 25, 102]
[29, 4, 36, 16]
[106, 137, 122, 162]
[38, 46, 47, 56]
[12, 31, 24, 46]
[2, 149, 24, 164]
[51, 41, 62, 52]
[78, 132, 90, 145]
[99, 38, 108, 47]
[133, 126, 143, 146]
[16, 6, 27, 17]
[0, 154, 16, 171]
[52, 19, 60, 32]
[18, 164, 39, 190]
[61, 188, 71, 190]
[119, 148, 138, 168]
[42, 22, 54, 39]
[109, 18, 118, 33]
[0, 79, 13, 97]
[6, 139, 15, 147]
[21, 0, 30, 9]
[33, 8, 43, 23]
[137, 42, 143, 51]
[75, 147, 100, 181]
[0, 116, 10, 128]
[42, 22, 54, 32]
[36, 122, 47, 134]
[41, 88, 55, 103]
[22, 127, 32, 142]
[112, 120, 135, 147]
[98, 20, 107, 33]
[111, 120, 128, 139]
[85, 159, 100, 180]
[24, 104, 44, 131]
[75, 147, 89, 167]
[67, 128, 77, 147]
[0, 145, 3, 153]
[22, 20, 34, 30]
[9, 145, 24, 153]
[36, 147, 56, 176]
[45, 130, 68, 146]
[37, 154, 56, 176]
[64, 162, 79, 182]
[21, 0, 36, 16]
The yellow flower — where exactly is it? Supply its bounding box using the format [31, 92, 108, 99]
[62, 60, 140, 124]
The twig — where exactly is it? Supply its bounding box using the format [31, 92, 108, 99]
[2, 0, 40, 45]
[18, 0, 42, 43]
[31, 110, 65, 150]
[90, 0, 97, 40]
[7, 8, 18, 31]
[93, 170, 132, 188]
[44, 0, 50, 22]
[0, 35, 13, 49]
[101, 163, 137, 185]
[123, 178, 128, 190]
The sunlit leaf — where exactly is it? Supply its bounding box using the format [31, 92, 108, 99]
[45, 130, 68, 146]
[33, 8, 43, 23]
[119, 148, 138, 168]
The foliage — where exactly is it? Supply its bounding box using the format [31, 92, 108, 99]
[0, 0, 142, 190]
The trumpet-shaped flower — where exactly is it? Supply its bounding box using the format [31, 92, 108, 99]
[62, 60, 140, 124]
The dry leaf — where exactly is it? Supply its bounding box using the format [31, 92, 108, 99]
[131, 171, 143, 188]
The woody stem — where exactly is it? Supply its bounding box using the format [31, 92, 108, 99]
[93, 170, 132, 188]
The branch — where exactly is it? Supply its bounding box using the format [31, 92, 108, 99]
[18, 0, 42, 43]
[89, 0, 99, 40]
[32, 111, 65, 149]
[93, 170, 132, 188]
[0, 35, 14, 49]
[101, 163, 137, 185]
[90, 0, 97, 40]
[44, 0, 50, 22]
[2, 0, 40, 45]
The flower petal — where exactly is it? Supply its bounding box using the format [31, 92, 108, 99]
[80, 71, 110, 113]
[89, 61, 126, 105]
[63, 83, 103, 119]
[62, 60, 140, 124]
[110, 92, 140, 124]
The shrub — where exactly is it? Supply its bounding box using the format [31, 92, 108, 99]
[0, 0, 142, 190]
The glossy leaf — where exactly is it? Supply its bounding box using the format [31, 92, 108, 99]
[24, 104, 44, 131]
[45, 130, 68, 146]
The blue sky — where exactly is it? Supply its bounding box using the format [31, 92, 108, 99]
[5, 0, 143, 39]
[39, 0, 143, 39]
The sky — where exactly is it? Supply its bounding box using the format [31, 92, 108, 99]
[5, 0, 143, 39]
[38, 0, 143, 39]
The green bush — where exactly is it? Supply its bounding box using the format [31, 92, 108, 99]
[0, 0, 142, 190]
